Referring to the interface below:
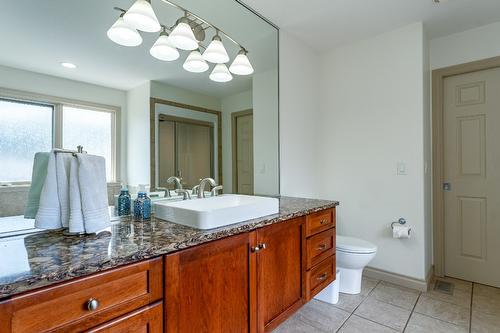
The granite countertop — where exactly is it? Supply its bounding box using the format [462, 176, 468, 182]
[0, 196, 338, 299]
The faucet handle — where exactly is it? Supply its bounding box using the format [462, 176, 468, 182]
[176, 189, 191, 200]
[211, 185, 223, 197]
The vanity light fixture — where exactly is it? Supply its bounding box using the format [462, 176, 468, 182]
[107, 0, 254, 82]
[209, 63, 232, 82]
[229, 49, 254, 75]
[107, 12, 143, 47]
[183, 49, 209, 73]
[123, 0, 161, 33]
[61, 62, 77, 69]
[203, 34, 230, 64]
[168, 17, 199, 50]
[150, 27, 180, 61]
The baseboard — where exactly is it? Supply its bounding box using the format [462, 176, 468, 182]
[363, 266, 431, 292]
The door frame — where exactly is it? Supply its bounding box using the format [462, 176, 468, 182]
[432, 55, 500, 277]
[231, 109, 253, 194]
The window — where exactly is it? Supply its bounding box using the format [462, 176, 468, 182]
[0, 99, 53, 183]
[62, 106, 114, 181]
[0, 92, 118, 184]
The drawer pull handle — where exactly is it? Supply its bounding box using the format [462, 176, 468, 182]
[87, 298, 100, 311]
[317, 273, 328, 281]
[319, 219, 328, 225]
[317, 244, 327, 251]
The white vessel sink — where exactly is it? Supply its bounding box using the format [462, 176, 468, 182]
[154, 194, 279, 230]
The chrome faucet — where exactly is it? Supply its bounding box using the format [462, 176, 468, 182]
[211, 185, 223, 197]
[167, 176, 183, 190]
[198, 178, 216, 198]
[156, 186, 171, 198]
[191, 184, 200, 195]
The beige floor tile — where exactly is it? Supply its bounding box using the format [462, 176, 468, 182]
[405, 313, 468, 333]
[370, 281, 420, 310]
[422, 286, 471, 308]
[272, 316, 326, 333]
[471, 310, 500, 333]
[334, 277, 379, 313]
[354, 297, 411, 331]
[414, 295, 470, 328]
[338, 315, 398, 333]
[472, 293, 500, 316]
[295, 299, 350, 332]
[473, 283, 500, 298]
[432, 276, 473, 292]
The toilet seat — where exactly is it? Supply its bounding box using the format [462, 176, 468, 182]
[336, 235, 377, 254]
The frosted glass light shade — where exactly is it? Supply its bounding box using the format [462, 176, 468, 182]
[168, 20, 198, 50]
[123, 0, 161, 33]
[229, 51, 254, 75]
[107, 16, 143, 47]
[203, 36, 229, 63]
[150, 34, 179, 61]
[209, 63, 232, 82]
[183, 50, 209, 73]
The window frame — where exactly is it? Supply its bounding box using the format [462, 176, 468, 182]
[0, 88, 120, 185]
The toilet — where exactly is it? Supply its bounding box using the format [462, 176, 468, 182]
[336, 235, 377, 294]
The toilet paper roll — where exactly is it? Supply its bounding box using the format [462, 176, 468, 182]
[393, 224, 411, 238]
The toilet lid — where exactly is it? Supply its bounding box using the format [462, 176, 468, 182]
[336, 235, 377, 254]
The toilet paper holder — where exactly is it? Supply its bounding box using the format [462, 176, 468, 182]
[391, 218, 407, 229]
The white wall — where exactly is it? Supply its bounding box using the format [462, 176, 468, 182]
[317, 23, 429, 280]
[430, 21, 500, 70]
[0, 65, 128, 180]
[221, 90, 253, 192]
[126, 81, 151, 187]
[253, 69, 279, 195]
[279, 31, 322, 198]
[150, 81, 221, 111]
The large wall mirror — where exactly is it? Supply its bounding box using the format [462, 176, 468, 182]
[0, 0, 279, 231]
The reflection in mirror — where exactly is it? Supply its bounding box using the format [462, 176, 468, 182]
[0, 0, 279, 235]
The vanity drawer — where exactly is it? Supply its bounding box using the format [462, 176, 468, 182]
[306, 228, 335, 269]
[306, 255, 335, 300]
[306, 208, 335, 237]
[0, 257, 163, 333]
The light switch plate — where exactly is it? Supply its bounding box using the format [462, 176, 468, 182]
[397, 162, 407, 175]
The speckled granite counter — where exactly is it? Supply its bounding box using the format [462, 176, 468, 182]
[0, 196, 338, 299]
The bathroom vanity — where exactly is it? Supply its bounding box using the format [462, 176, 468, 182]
[0, 197, 337, 333]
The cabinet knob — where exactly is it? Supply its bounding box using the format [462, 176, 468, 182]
[251, 243, 267, 253]
[87, 298, 100, 311]
[317, 273, 328, 281]
[317, 244, 327, 251]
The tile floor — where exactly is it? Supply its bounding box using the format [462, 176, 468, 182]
[274, 276, 500, 333]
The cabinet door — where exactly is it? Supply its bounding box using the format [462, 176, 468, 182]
[257, 217, 305, 333]
[165, 233, 257, 333]
[87, 302, 163, 333]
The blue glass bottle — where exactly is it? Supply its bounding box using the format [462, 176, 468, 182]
[134, 184, 151, 221]
[117, 185, 131, 216]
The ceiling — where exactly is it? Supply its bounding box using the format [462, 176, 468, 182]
[0, 0, 278, 98]
[242, 0, 500, 52]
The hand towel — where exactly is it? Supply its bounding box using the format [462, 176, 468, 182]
[35, 152, 61, 229]
[55, 151, 73, 228]
[68, 157, 85, 233]
[77, 154, 110, 233]
[24, 152, 50, 219]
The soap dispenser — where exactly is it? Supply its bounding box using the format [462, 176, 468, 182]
[117, 184, 131, 216]
[134, 184, 151, 221]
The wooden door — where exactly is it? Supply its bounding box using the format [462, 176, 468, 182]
[87, 302, 163, 333]
[443, 67, 500, 287]
[256, 217, 304, 333]
[165, 233, 257, 333]
[232, 110, 254, 194]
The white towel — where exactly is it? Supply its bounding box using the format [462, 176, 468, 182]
[35, 151, 61, 229]
[55, 151, 73, 228]
[68, 157, 85, 233]
[77, 154, 110, 233]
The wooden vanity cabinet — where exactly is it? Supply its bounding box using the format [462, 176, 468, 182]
[256, 217, 305, 333]
[165, 232, 258, 333]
